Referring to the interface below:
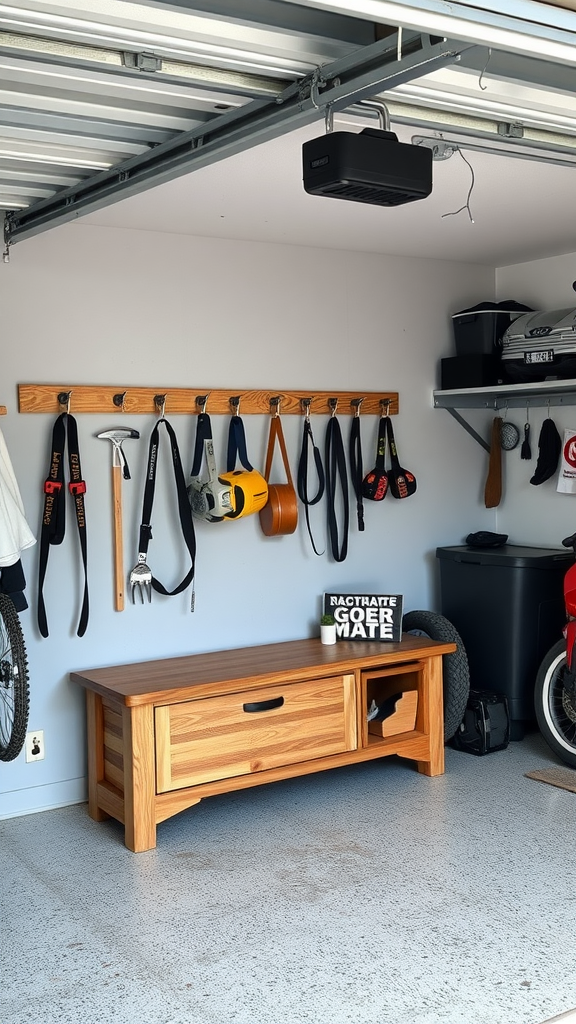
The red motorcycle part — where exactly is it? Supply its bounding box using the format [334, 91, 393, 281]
[565, 619, 576, 670]
[564, 562, 576, 618]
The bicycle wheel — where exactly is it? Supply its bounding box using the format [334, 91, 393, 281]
[0, 593, 30, 762]
[534, 639, 576, 768]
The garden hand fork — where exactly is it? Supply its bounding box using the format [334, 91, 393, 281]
[129, 550, 152, 604]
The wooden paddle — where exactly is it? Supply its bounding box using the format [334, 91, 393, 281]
[484, 416, 503, 508]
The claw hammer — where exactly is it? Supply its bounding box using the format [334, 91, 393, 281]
[97, 427, 140, 611]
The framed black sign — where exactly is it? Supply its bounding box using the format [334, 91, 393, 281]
[323, 593, 403, 642]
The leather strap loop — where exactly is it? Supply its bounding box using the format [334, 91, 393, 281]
[263, 416, 294, 485]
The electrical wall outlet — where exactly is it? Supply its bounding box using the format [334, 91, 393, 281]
[25, 730, 45, 763]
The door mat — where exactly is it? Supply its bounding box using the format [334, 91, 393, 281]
[525, 767, 576, 792]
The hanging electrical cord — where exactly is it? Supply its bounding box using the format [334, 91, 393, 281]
[441, 148, 476, 223]
[478, 48, 492, 91]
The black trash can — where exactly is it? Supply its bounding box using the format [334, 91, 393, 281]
[436, 544, 573, 739]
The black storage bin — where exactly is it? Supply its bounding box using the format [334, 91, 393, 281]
[452, 301, 532, 357]
[436, 544, 572, 739]
[440, 354, 503, 390]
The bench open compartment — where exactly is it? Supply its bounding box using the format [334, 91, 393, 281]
[362, 664, 420, 743]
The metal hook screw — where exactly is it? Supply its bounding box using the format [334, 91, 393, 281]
[57, 390, 72, 414]
[351, 398, 364, 418]
[113, 391, 127, 410]
[301, 398, 312, 421]
[230, 395, 241, 417]
[328, 397, 338, 417]
[270, 396, 281, 417]
[154, 393, 166, 418]
[196, 393, 210, 415]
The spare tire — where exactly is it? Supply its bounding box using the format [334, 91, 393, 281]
[402, 610, 470, 742]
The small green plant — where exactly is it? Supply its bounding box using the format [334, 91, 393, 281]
[321, 613, 335, 626]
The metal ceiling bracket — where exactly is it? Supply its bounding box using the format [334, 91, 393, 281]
[122, 52, 163, 73]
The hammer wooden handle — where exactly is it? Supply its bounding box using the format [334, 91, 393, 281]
[112, 463, 124, 611]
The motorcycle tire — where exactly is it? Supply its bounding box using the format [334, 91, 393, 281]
[402, 610, 470, 742]
[534, 639, 576, 768]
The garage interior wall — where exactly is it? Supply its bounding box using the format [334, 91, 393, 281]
[494, 251, 576, 546]
[0, 219, 559, 819]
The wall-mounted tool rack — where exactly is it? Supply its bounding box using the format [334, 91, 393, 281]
[18, 385, 399, 417]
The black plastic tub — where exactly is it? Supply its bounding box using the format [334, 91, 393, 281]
[436, 544, 573, 738]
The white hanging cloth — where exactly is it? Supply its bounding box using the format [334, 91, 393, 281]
[0, 426, 36, 566]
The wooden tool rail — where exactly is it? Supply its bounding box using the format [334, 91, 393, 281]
[18, 385, 399, 417]
[0, 406, 6, 416]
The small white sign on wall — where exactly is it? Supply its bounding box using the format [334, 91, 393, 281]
[557, 429, 576, 494]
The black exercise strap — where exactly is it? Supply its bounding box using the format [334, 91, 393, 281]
[190, 412, 213, 476]
[38, 413, 89, 638]
[325, 412, 349, 563]
[226, 415, 253, 471]
[138, 417, 196, 596]
[349, 415, 365, 532]
[297, 415, 325, 556]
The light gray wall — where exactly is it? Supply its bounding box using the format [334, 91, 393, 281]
[1, 222, 494, 817]
[496, 252, 576, 545]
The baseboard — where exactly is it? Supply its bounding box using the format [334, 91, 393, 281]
[0, 777, 87, 819]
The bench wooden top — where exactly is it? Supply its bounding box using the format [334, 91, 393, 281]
[70, 635, 456, 707]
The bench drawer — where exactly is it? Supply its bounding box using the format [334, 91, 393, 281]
[155, 673, 356, 792]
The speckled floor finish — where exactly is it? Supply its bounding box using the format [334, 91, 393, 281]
[3, 732, 576, 1024]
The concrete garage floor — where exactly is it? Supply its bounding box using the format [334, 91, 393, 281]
[3, 732, 576, 1024]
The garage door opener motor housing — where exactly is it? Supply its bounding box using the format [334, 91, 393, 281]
[302, 128, 433, 207]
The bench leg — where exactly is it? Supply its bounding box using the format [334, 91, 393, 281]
[122, 704, 157, 852]
[86, 691, 110, 822]
[416, 654, 445, 777]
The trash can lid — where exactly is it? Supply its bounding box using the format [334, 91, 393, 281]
[436, 544, 574, 568]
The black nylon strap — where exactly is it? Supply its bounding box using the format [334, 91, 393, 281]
[66, 414, 89, 636]
[375, 417, 388, 471]
[297, 419, 325, 556]
[37, 413, 89, 638]
[325, 415, 349, 563]
[349, 416, 365, 532]
[226, 416, 253, 471]
[190, 412, 213, 476]
[138, 418, 196, 596]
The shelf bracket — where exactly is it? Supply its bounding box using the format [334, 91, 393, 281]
[445, 408, 490, 453]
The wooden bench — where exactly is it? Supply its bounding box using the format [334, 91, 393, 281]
[71, 635, 455, 852]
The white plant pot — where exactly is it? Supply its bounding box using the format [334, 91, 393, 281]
[320, 624, 337, 645]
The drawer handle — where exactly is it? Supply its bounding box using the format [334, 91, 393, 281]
[243, 696, 284, 713]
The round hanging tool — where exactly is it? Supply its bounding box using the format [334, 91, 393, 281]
[500, 404, 520, 451]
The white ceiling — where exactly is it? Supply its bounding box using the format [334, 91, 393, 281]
[81, 114, 576, 268]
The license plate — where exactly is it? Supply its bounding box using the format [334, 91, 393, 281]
[524, 349, 554, 364]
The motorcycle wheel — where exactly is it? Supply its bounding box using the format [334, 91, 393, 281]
[402, 610, 470, 742]
[534, 639, 576, 768]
